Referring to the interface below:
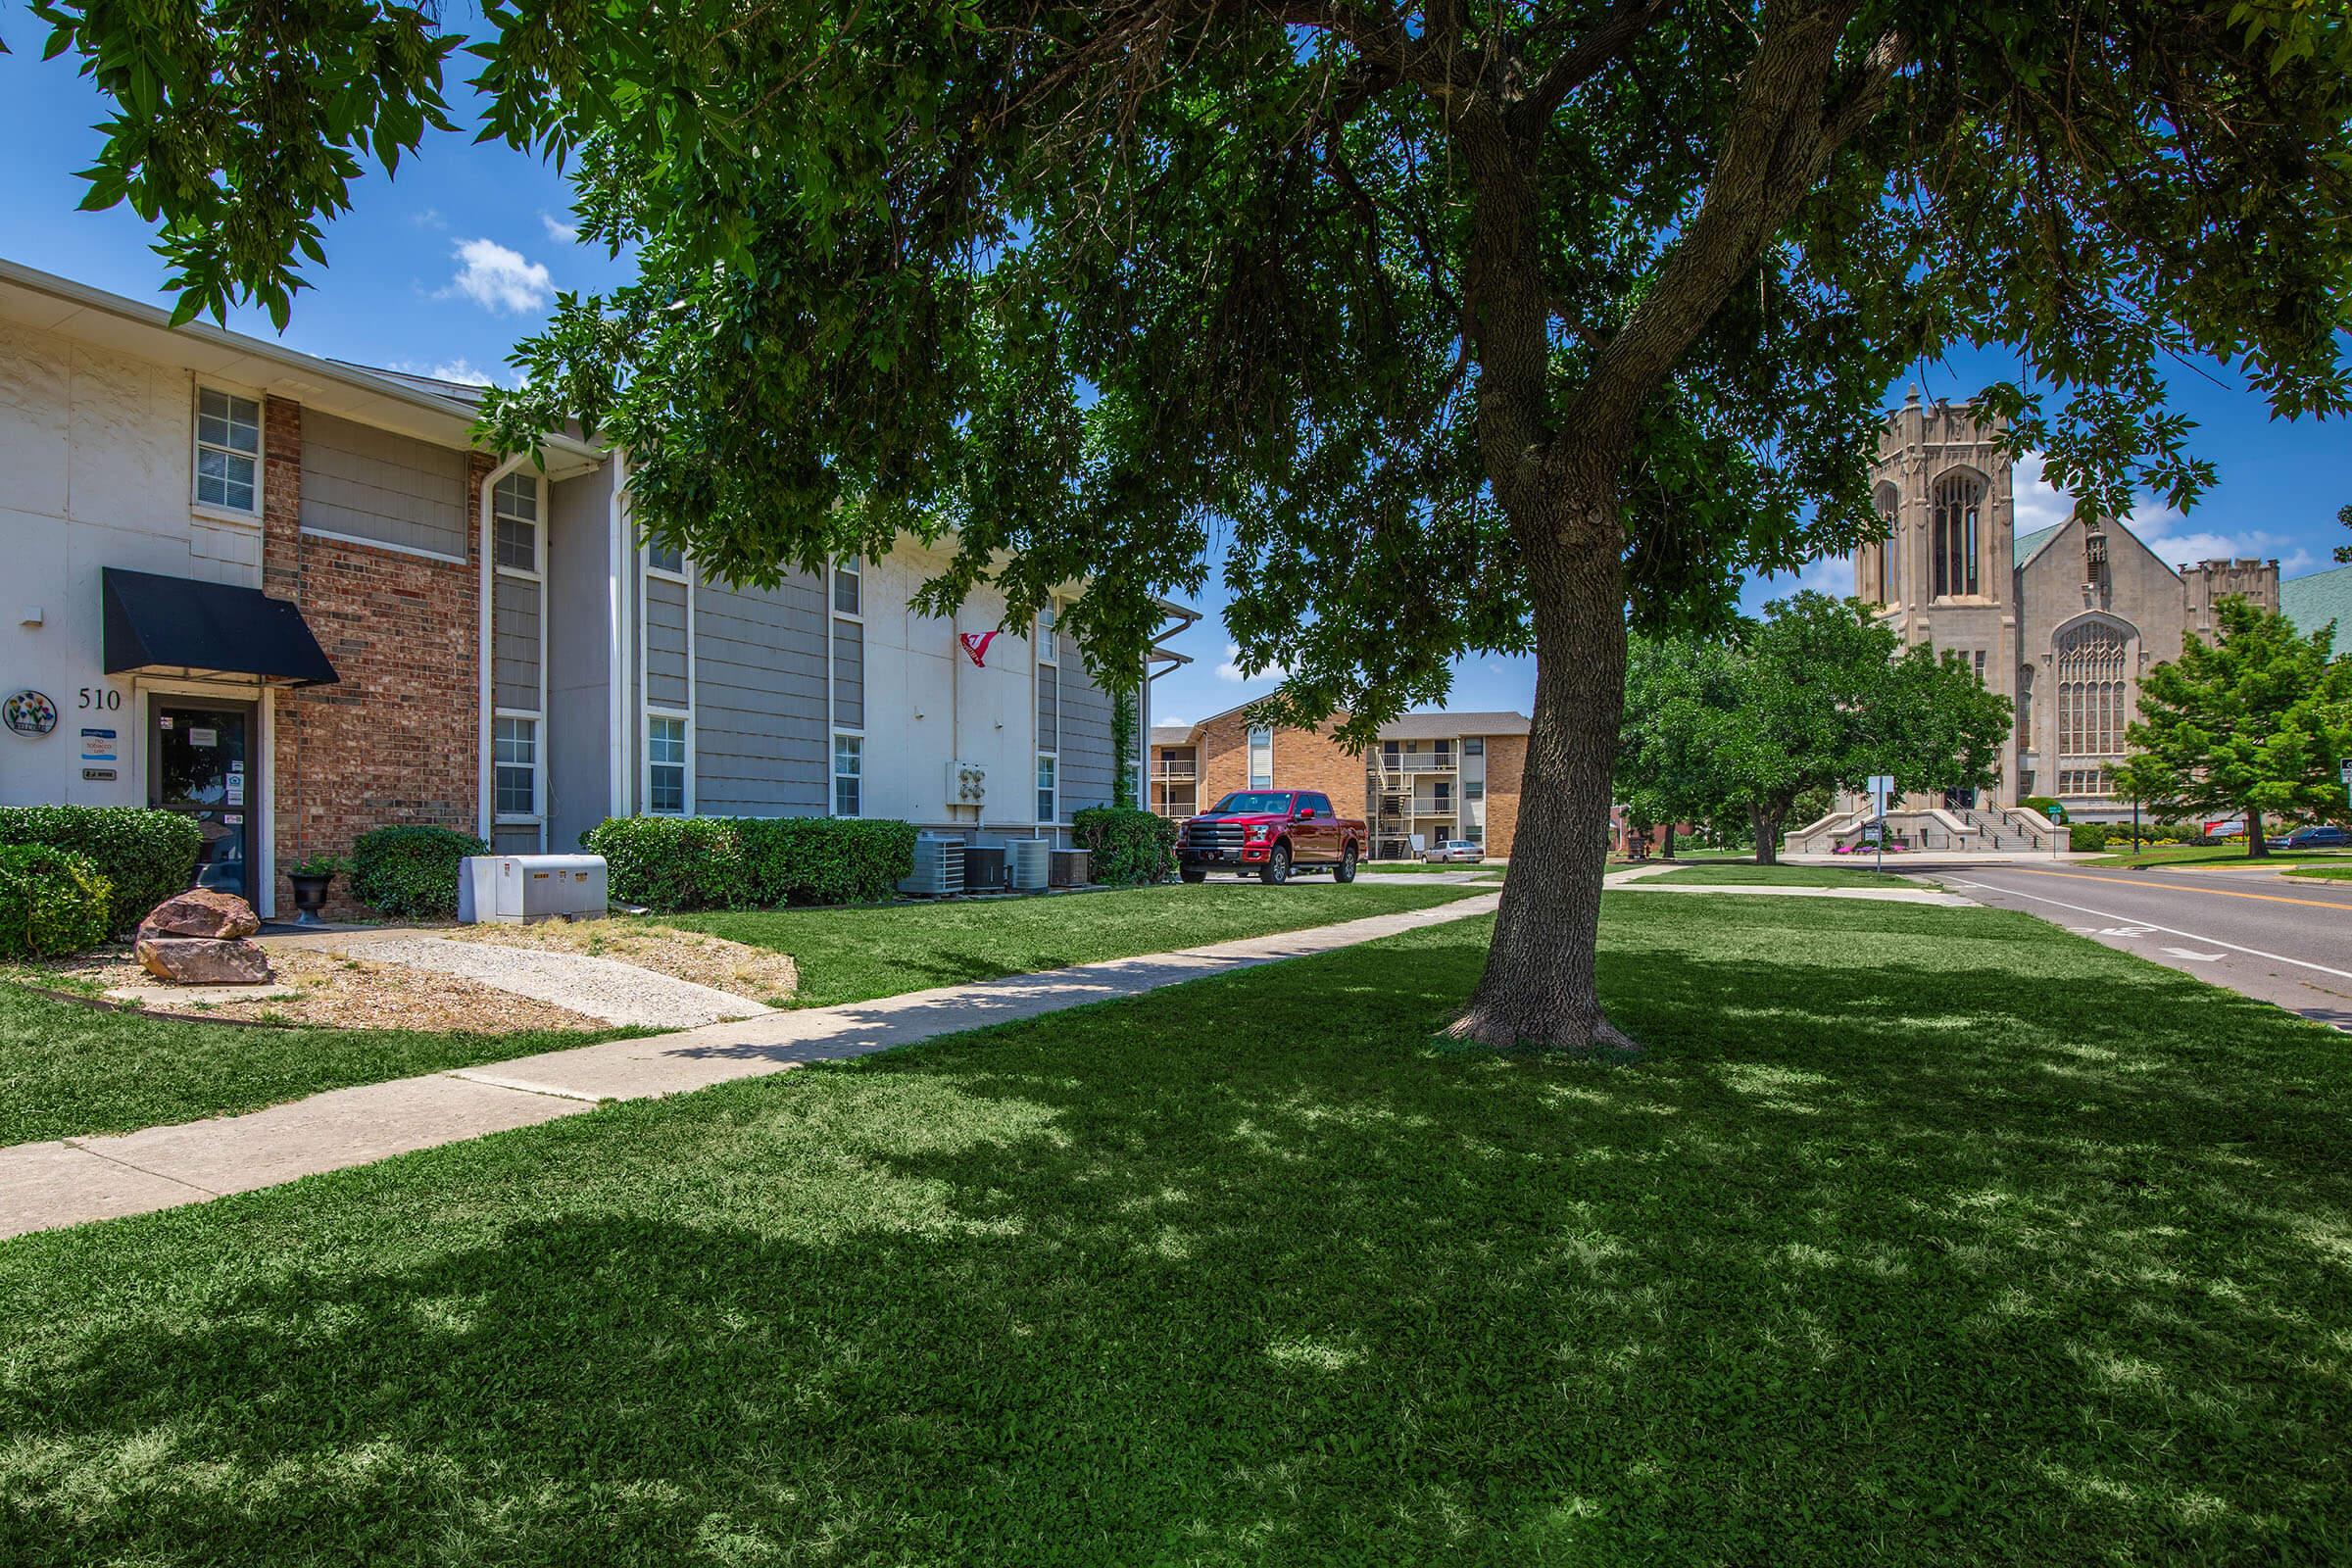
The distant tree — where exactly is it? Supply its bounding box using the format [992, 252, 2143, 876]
[1627, 594, 2009, 863]
[2334, 502, 2351, 565]
[2125, 599, 2352, 858]
[1616, 635, 1744, 859]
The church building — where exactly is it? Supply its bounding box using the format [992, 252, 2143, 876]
[1848, 392, 2309, 821]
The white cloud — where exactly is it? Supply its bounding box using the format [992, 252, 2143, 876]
[2016, 450, 2312, 574]
[411, 207, 447, 229]
[386, 358, 499, 388]
[440, 238, 554, 315]
[1153, 713, 1191, 729]
[1214, 642, 1292, 683]
[541, 212, 580, 244]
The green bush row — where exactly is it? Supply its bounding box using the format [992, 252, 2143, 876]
[350, 824, 486, 919]
[0, 805, 202, 935]
[582, 815, 918, 910]
[1073, 807, 1175, 886]
[2068, 821, 2214, 853]
[0, 844, 113, 959]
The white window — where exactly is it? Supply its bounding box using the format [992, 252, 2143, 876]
[648, 715, 688, 814]
[494, 471, 540, 572]
[833, 733, 862, 816]
[494, 716, 538, 818]
[833, 558, 861, 616]
[646, 537, 685, 578]
[1247, 724, 1273, 789]
[1037, 600, 1058, 663]
[1463, 737, 1485, 757]
[1037, 754, 1057, 823]
[194, 387, 261, 513]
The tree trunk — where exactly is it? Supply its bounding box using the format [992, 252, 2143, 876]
[2247, 807, 2268, 858]
[1662, 822, 1677, 860]
[1448, 514, 1630, 1054]
[1752, 807, 1783, 865]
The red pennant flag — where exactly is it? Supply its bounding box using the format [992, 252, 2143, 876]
[959, 630, 1000, 667]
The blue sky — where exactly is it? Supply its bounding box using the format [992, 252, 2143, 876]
[5, 34, 2346, 730]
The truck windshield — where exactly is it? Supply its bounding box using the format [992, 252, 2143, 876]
[1205, 793, 1297, 815]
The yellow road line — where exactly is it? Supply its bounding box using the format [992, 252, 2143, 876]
[2003, 866, 2352, 911]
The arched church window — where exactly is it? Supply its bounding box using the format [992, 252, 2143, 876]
[2054, 619, 2129, 784]
[1931, 472, 1983, 598]
[1873, 482, 1899, 603]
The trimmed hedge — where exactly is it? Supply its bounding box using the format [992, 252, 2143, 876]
[0, 806, 202, 934]
[582, 815, 918, 911]
[350, 825, 487, 918]
[1073, 807, 1176, 886]
[0, 844, 113, 958]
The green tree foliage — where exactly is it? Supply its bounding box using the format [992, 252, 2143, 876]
[2122, 598, 2352, 858]
[28, 0, 2352, 1046]
[1621, 593, 2011, 862]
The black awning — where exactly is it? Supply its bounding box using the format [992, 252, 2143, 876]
[102, 567, 339, 687]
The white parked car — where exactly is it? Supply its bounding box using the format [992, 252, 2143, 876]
[1422, 840, 1484, 863]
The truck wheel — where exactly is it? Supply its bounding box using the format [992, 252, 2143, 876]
[1180, 866, 1207, 884]
[1335, 844, 1357, 883]
[1258, 843, 1292, 885]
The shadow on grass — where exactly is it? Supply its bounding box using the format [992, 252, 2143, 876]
[3, 900, 2349, 1562]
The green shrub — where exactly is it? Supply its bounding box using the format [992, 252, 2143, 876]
[582, 816, 749, 910]
[0, 805, 201, 933]
[584, 815, 917, 910]
[349, 825, 486, 918]
[2017, 796, 2060, 819]
[1072, 807, 1177, 886]
[2070, 823, 2111, 852]
[0, 844, 114, 958]
[739, 817, 916, 906]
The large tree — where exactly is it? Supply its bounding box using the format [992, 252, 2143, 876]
[2123, 598, 2352, 858]
[1627, 592, 2009, 862]
[27, 0, 2352, 1048]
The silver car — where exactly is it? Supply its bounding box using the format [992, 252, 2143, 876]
[1422, 840, 1484, 863]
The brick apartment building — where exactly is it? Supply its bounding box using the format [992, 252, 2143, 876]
[1150, 704, 1529, 858]
[3, 258, 1146, 917]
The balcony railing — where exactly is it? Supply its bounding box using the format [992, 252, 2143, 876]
[1152, 760, 1198, 781]
[1374, 753, 1458, 775]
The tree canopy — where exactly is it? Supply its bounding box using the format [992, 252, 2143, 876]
[24, 0, 2352, 1047]
[2123, 598, 2352, 856]
[1619, 592, 2011, 860]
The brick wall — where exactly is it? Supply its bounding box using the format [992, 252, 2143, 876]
[1481, 732, 1526, 858]
[1193, 710, 1374, 822]
[263, 395, 484, 915]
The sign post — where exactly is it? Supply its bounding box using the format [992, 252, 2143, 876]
[1866, 775, 1894, 872]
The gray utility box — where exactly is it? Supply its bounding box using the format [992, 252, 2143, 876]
[1049, 848, 1091, 888]
[963, 843, 1009, 893]
[458, 855, 609, 924]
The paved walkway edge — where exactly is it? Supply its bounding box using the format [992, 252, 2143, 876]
[1, 893, 1500, 1241]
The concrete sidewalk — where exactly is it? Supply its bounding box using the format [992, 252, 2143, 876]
[1, 892, 1500, 1241]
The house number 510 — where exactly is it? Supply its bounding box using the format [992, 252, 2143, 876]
[78, 688, 122, 711]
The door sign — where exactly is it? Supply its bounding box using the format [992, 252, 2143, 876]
[80, 727, 118, 761]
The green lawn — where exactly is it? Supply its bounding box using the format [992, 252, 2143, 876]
[2084, 843, 2352, 869]
[5, 896, 2349, 1561]
[1643, 861, 1919, 887]
[2282, 863, 2352, 882]
[661, 881, 1483, 1008]
[0, 982, 631, 1147]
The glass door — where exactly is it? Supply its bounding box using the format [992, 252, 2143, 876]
[149, 703, 255, 901]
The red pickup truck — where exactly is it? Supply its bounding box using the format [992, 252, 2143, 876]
[1177, 790, 1365, 885]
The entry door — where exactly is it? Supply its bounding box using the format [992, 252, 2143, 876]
[150, 703, 256, 902]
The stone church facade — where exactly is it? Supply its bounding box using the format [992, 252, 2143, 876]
[1849, 394, 2279, 819]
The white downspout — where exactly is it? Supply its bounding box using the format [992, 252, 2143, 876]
[477, 454, 529, 841]
[607, 449, 630, 816]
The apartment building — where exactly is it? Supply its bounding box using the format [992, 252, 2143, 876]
[1149, 704, 1529, 858]
[1, 259, 1145, 914]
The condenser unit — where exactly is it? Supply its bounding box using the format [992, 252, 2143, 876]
[458, 855, 609, 923]
[963, 842, 1009, 893]
[1008, 838, 1050, 892]
[900, 833, 967, 897]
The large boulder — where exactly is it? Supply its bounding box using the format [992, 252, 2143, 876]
[139, 888, 261, 942]
[135, 934, 274, 985]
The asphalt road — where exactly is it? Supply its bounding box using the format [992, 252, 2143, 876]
[1941, 861, 2352, 1031]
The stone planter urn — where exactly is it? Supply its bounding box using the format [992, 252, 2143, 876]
[287, 872, 334, 927]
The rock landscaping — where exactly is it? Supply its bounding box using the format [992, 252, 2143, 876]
[133, 890, 272, 985]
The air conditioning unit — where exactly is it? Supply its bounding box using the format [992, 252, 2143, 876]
[1049, 848, 1091, 888]
[964, 842, 1009, 893]
[458, 855, 609, 923]
[1008, 838, 1050, 892]
[948, 759, 987, 808]
[900, 833, 966, 897]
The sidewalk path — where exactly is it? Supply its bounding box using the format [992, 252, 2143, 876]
[1610, 880, 1975, 906]
[0, 893, 1500, 1240]
[328, 935, 769, 1028]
